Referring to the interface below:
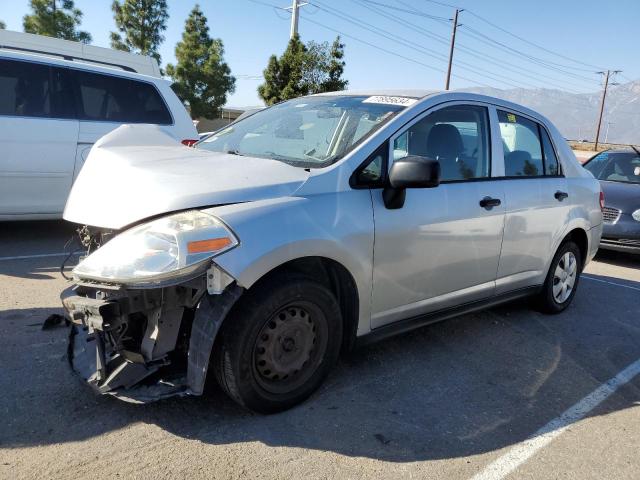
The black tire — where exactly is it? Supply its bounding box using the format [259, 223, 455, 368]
[213, 273, 342, 413]
[537, 240, 582, 314]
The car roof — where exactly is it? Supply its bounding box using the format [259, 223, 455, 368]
[0, 49, 168, 84]
[311, 89, 438, 99]
[311, 89, 555, 126]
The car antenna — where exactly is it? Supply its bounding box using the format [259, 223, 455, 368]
[631, 145, 640, 156]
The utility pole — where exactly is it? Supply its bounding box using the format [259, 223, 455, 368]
[594, 69, 621, 150]
[445, 9, 462, 90]
[286, 0, 308, 39]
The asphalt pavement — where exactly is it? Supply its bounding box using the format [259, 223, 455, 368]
[1, 221, 639, 480]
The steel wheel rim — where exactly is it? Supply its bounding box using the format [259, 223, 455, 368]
[552, 251, 577, 304]
[252, 301, 328, 394]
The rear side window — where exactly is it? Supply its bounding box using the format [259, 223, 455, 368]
[73, 70, 172, 124]
[0, 59, 51, 118]
[498, 110, 543, 177]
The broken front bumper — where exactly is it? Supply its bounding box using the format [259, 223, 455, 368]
[62, 276, 242, 403]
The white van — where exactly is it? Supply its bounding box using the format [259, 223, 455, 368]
[0, 31, 199, 220]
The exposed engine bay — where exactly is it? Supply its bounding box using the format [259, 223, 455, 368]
[61, 225, 242, 402]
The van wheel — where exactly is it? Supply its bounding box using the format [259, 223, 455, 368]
[537, 241, 582, 314]
[213, 274, 342, 413]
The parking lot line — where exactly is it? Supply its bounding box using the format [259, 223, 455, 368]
[469, 358, 640, 480]
[0, 252, 72, 262]
[583, 275, 640, 292]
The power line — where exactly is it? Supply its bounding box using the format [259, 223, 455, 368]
[359, 0, 450, 22]
[356, 0, 589, 93]
[459, 25, 601, 85]
[365, 0, 603, 86]
[418, 0, 607, 72]
[298, 12, 491, 87]
[462, 10, 606, 72]
[313, 0, 546, 90]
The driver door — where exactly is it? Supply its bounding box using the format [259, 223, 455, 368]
[369, 103, 506, 328]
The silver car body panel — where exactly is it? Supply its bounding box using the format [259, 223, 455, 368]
[64, 91, 602, 338]
[63, 125, 310, 230]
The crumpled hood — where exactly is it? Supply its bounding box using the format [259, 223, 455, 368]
[63, 125, 310, 229]
[600, 180, 640, 213]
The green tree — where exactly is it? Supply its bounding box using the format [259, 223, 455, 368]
[110, 0, 168, 63]
[23, 0, 91, 43]
[258, 35, 348, 105]
[0, 20, 6, 29]
[258, 35, 308, 105]
[166, 5, 235, 120]
[322, 36, 348, 92]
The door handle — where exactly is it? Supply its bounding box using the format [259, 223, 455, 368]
[554, 191, 569, 201]
[479, 196, 501, 208]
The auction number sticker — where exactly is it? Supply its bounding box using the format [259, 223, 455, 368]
[363, 96, 417, 106]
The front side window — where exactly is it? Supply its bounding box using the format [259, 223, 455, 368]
[73, 70, 172, 124]
[498, 110, 543, 177]
[0, 59, 51, 118]
[197, 96, 406, 168]
[584, 151, 640, 184]
[392, 104, 491, 181]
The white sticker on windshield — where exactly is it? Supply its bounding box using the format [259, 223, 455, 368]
[362, 96, 417, 107]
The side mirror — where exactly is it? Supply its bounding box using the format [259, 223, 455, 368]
[383, 156, 440, 209]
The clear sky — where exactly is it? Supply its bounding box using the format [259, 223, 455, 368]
[1, 0, 638, 107]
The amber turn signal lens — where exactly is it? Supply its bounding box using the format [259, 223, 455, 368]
[187, 237, 232, 254]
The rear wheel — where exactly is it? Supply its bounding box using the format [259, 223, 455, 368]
[213, 274, 342, 413]
[537, 240, 582, 314]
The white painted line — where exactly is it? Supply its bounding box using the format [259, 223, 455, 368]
[0, 252, 77, 262]
[583, 275, 640, 292]
[470, 358, 640, 480]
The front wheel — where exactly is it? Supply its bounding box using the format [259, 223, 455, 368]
[537, 240, 582, 314]
[213, 274, 342, 413]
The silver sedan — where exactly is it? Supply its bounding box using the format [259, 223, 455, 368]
[60, 90, 603, 412]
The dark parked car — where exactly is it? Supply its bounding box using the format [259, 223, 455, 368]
[583, 148, 640, 254]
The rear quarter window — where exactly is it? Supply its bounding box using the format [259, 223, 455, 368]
[73, 69, 172, 124]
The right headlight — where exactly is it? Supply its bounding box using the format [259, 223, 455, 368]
[73, 210, 238, 286]
[632, 209, 640, 222]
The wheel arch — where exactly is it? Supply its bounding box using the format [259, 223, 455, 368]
[562, 227, 589, 270]
[228, 256, 361, 353]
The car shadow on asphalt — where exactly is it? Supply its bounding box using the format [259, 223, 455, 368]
[594, 249, 640, 269]
[1, 274, 639, 462]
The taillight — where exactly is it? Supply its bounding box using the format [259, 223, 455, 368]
[599, 190, 605, 210]
[181, 139, 199, 147]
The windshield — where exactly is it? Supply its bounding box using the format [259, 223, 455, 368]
[584, 151, 640, 184]
[196, 95, 408, 168]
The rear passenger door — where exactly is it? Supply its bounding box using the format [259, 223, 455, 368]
[494, 109, 569, 294]
[69, 69, 173, 179]
[0, 59, 79, 216]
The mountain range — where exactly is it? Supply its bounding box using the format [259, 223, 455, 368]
[462, 80, 640, 145]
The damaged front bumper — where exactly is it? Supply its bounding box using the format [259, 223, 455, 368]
[62, 270, 242, 403]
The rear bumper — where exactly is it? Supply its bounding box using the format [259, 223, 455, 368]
[62, 277, 242, 403]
